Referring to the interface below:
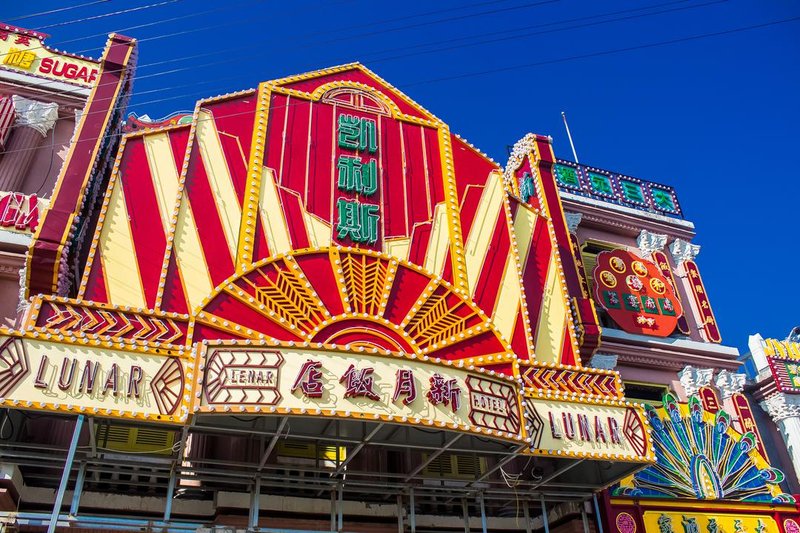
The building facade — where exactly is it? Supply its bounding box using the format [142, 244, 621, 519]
[0, 30, 657, 530]
[553, 159, 800, 531]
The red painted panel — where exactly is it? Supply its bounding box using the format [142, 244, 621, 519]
[82, 248, 108, 303]
[160, 253, 188, 315]
[292, 253, 344, 317]
[406, 221, 431, 267]
[380, 115, 406, 238]
[471, 209, 511, 315]
[426, 330, 506, 360]
[279, 97, 312, 193]
[184, 143, 236, 285]
[192, 322, 246, 342]
[423, 127, 444, 206]
[251, 215, 270, 264]
[560, 326, 577, 366]
[204, 96, 257, 206]
[510, 311, 529, 360]
[201, 295, 302, 341]
[277, 68, 426, 120]
[279, 189, 310, 249]
[402, 123, 432, 226]
[311, 319, 414, 352]
[521, 216, 552, 339]
[305, 101, 335, 223]
[458, 185, 484, 245]
[382, 266, 430, 325]
[264, 93, 289, 175]
[118, 137, 167, 309]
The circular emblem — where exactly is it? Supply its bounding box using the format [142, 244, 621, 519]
[616, 512, 636, 533]
[600, 271, 617, 288]
[650, 278, 666, 295]
[592, 249, 683, 337]
[785, 519, 800, 533]
[625, 275, 644, 292]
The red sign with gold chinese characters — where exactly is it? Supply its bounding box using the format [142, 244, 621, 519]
[592, 249, 682, 337]
[684, 259, 722, 343]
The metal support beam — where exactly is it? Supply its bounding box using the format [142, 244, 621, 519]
[581, 501, 590, 533]
[404, 433, 463, 481]
[479, 492, 487, 533]
[164, 467, 177, 521]
[330, 489, 336, 532]
[337, 482, 344, 532]
[593, 494, 605, 533]
[258, 417, 288, 471]
[531, 459, 584, 490]
[540, 496, 550, 533]
[522, 500, 532, 533]
[68, 461, 86, 516]
[48, 414, 84, 533]
[335, 423, 384, 474]
[397, 494, 403, 533]
[471, 444, 526, 484]
[249, 476, 261, 529]
[462, 498, 469, 533]
[409, 488, 416, 533]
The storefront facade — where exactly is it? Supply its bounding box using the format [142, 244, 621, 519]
[0, 35, 655, 531]
[555, 160, 800, 531]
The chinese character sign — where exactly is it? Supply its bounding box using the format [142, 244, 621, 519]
[334, 114, 381, 246]
[683, 260, 721, 343]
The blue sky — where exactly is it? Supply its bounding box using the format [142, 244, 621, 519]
[6, 0, 799, 355]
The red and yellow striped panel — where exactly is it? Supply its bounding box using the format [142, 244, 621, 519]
[77, 64, 591, 372]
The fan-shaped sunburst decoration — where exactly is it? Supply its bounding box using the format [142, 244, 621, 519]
[194, 248, 514, 363]
[614, 392, 795, 503]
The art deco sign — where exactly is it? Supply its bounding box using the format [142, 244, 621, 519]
[761, 337, 800, 394]
[592, 249, 682, 337]
[0, 332, 192, 423]
[524, 397, 650, 461]
[197, 344, 524, 441]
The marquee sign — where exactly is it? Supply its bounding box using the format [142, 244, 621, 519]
[197, 344, 524, 440]
[0, 25, 99, 86]
[0, 191, 46, 234]
[524, 396, 650, 461]
[760, 338, 800, 394]
[592, 249, 682, 337]
[0, 331, 192, 423]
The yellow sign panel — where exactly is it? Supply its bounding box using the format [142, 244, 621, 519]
[0, 333, 192, 423]
[0, 29, 99, 86]
[643, 510, 777, 533]
[524, 397, 651, 461]
[197, 344, 525, 441]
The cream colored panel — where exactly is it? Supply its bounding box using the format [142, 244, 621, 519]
[492, 255, 521, 342]
[423, 203, 449, 275]
[533, 254, 567, 365]
[172, 193, 213, 310]
[142, 132, 180, 230]
[384, 237, 410, 262]
[304, 211, 331, 249]
[100, 182, 146, 308]
[464, 173, 504, 296]
[258, 167, 292, 255]
[196, 110, 242, 258]
[513, 204, 538, 270]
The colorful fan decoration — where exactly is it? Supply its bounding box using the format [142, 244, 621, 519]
[614, 392, 794, 503]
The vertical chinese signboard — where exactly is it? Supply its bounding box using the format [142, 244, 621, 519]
[684, 260, 721, 343]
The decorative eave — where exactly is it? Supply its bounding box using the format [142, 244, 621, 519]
[749, 372, 780, 402]
[560, 192, 695, 241]
[602, 328, 740, 372]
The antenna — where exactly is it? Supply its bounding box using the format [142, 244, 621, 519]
[561, 111, 580, 163]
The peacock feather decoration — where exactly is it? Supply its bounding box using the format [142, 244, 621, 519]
[614, 392, 795, 503]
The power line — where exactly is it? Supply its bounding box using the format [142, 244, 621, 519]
[35, 0, 184, 31]
[5, 1, 113, 23]
[1, 9, 796, 151]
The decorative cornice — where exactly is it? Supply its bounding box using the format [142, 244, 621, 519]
[588, 352, 618, 370]
[669, 238, 700, 265]
[11, 95, 59, 136]
[761, 393, 800, 422]
[564, 212, 582, 234]
[637, 230, 667, 256]
[714, 369, 746, 400]
[678, 366, 713, 397]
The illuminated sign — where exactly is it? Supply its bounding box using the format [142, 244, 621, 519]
[0, 191, 46, 233]
[761, 338, 800, 394]
[198, 345, 523, 440]
[684, 259, 721, 343]
[524, 397, 650, 461]
[0, 332, 191, 422]
[592, 249, 683, 337]
[0, 27, 98, 86]
[642, 511, 777, 533]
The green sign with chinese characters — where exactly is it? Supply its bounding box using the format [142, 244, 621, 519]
[335, 114, 380, 245]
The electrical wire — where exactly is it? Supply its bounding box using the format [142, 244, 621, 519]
[35, 0, 185, 31]
[0, 11, 797, 161]
[0, 0, 731, 131]
[5, 1, 113, 23]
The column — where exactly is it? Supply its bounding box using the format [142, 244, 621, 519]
[760, 393, 800, 481]
[677, 366, 713, 398]
[0, 95, 59, 191]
